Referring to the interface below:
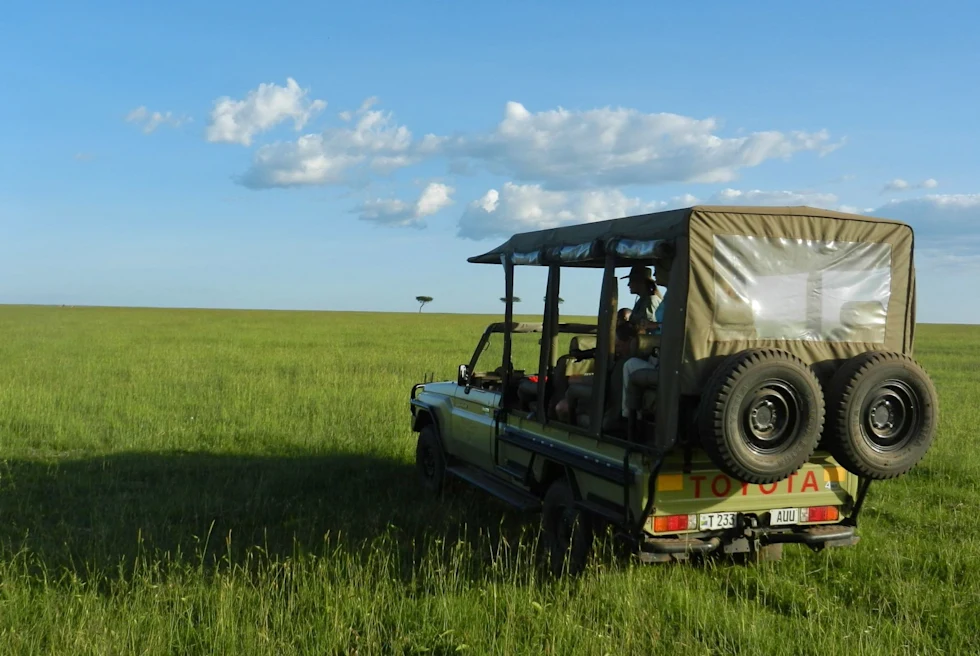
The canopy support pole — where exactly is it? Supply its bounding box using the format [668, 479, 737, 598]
[536, 265, 560, 422]
[501, 257, 515, 409]
[590, 254, 618, 437]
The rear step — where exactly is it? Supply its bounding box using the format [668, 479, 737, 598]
[447, 465, 542, 512]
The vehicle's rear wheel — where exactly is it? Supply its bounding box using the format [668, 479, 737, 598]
[541, 480, 593, 576]
[415, 425, 446, 495]
[826, 351, 938, 479]
[699, 349, 825, 484]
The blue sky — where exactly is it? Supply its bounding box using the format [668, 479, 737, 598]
[2, 0, 979, 322]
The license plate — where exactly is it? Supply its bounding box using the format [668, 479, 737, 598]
[699, 512, 736, 531]
[770, 507, 799, 526]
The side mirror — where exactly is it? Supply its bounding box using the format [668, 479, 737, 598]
[457, 364, 470, 386]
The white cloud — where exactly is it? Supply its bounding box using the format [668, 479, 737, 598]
[870, 194, 980, 270]
[125, 106, 190, 134]
[236, 98, 839, 191]
[882, 177, 939, 193]
[445, 101, 841, 190]
[457, 182, 693, 240]
[239, 101, 440, 188]
[875, 193, 980, 225]
[710, 188, 838, 207]
[206, 78, 326, 146]
[416, 182, 454, 216]
[355, 182, 455, 228]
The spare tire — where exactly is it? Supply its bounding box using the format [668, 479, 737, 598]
[699, 349, 824, 484]
[826, 351, 938, 480]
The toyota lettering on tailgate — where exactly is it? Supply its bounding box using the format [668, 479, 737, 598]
[657, 468, 844, 499]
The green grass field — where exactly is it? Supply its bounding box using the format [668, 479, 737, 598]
[0, 305, 977, 655]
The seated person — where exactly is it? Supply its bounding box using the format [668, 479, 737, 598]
[617, 307, 632, 326]
[621, 266, 663, 333]
[621, 254, 673, 418]
[555, 323, 636, 423]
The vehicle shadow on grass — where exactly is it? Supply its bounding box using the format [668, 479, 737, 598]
[0, 450, 544, 584]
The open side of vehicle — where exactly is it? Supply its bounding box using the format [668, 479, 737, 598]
[410, 205, 937, 574]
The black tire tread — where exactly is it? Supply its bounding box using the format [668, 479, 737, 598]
[827, 351, 938, 480]
[699, 349, 825, 484]
[415, 425, 446, 495]
[541, 480, 593, 577]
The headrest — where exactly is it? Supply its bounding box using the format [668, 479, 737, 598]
[569, 335, 597, 354]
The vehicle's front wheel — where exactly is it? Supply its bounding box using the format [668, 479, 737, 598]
[541, 480, 593, 576]
[415, 425, 446, 495]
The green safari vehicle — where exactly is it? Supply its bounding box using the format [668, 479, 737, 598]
[409, 205, 939, 574]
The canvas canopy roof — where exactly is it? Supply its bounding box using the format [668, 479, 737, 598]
[468, 205, 911, 267]
[470, 204, 918, 401]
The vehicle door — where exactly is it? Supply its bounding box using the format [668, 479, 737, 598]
[449, 333, 502, 471]
[451, 384, 500, 472]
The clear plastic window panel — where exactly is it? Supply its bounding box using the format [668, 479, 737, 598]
[711, 235, 892, 342]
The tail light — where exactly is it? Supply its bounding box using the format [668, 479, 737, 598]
[801, 506, 840, 523]
[653, 514, 698, 533]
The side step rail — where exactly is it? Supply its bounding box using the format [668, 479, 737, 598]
[446, 464, 542, 513]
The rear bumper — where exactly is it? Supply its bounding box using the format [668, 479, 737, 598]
[761, 523, 858, 547]
[639, 523, 858, 562]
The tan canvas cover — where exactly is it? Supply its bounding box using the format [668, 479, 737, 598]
[681, 206, 914, 393]
[468, 208, 690, 265]
[468, 203, 916, 406]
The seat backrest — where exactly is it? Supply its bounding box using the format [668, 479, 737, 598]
[549, 349, 596, 418]
[568, 335, 597, 355]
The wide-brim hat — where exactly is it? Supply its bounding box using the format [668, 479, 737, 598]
[620, 266, 654, 282]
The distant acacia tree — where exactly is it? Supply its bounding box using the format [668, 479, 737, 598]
[543, 296, 565, 305]
[500, 296, 522, 304]
[415, 296, 433, 313]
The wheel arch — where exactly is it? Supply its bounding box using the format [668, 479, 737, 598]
[534, 459, 582, 501]
[411, 398, 454, 455]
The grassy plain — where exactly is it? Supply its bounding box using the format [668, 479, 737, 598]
[0, 305, 977, 655]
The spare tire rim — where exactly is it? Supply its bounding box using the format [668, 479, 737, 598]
[740, 380, 801, 454]
[862, 379, 920, 452]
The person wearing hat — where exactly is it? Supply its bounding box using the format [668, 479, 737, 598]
[620, 244, 675, 418]
[621, 266, 663, 333]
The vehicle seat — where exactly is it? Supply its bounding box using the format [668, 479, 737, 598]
[839, 301, 886, 343]
[565, 381, 593, 427]
[516, 378, 539, 411]
[630, 334, 660, 359]
[626, 335, 661, 417]
[547, 336, 597, 418]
